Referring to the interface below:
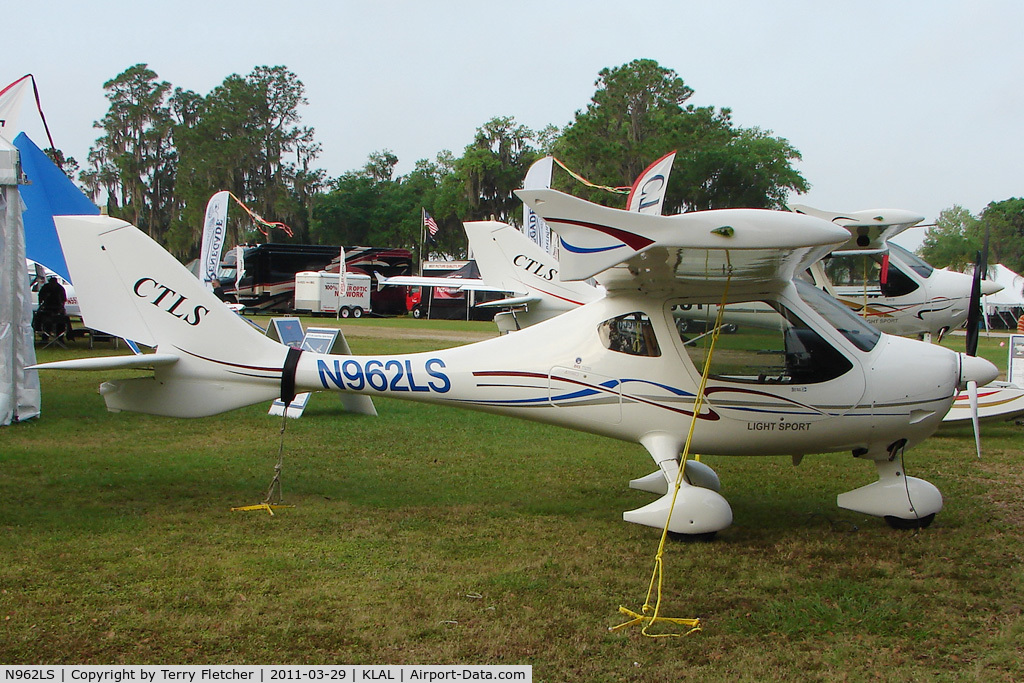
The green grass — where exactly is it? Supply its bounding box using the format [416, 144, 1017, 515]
[2, 324, 1022, 680]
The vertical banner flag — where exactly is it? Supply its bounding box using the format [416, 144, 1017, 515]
[200, 191, 230, 290]
[234, 245, 245, 292]
[523, 156, 554, 253]
[626, 151, 676, 215]
[336, 248, 347, 320]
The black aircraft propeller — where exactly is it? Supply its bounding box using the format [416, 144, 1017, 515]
[963, 235, 990, 458]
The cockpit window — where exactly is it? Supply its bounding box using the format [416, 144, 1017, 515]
[794, 279, 880, 352]
[673, 299, 853, 384]
[823, 251, 920, 297]
[822, 250, 921, 298]
[889, 242, 934, 278]
[598, 312, 661, 357]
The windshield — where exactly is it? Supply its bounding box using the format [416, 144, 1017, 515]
[794, 280, 880, 352]
[889, 242, 934, 278]
[672, 300, 853, 385]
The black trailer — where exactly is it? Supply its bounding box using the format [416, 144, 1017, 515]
[221, 243, 412, 313]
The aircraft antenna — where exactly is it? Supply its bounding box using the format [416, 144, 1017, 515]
[613, 261, 734, 638]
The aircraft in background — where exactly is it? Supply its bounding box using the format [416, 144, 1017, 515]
[792, 205, 1001, 339]
[791, 205, 1023, 426]
[32, 190, 997, 535]
[377, 221, 601, 333]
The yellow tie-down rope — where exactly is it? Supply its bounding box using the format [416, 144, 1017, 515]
[611, 265, 733, 638]
[232, 406, 296, 516]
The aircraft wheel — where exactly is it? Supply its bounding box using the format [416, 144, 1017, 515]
[884, 513, 936, 530]
[352, 307, 363, 318]
[339, 307, 351, 318]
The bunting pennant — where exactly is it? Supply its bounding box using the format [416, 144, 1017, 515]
[551, 157, 631, 195]
[228, 192, 294, 238]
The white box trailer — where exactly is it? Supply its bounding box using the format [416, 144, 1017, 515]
[294, 271, 372, 317]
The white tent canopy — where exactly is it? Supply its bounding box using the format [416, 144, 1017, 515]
[981, 263, 1024, 330]
[0, 132, 40, 425]
[983, 264, 1024, 312]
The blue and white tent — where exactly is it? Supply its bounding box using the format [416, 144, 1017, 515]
[15, 132, 99, 281]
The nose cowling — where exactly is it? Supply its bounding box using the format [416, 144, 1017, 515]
[959, 353, 999, 389]
[981, 279, 1003, 296]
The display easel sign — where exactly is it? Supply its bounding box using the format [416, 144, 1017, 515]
[268, 317, 304, 348]
[1009, 334, 1024, 388]
[269, 326, 341, 418]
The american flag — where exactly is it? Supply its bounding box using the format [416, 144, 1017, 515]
[424, 210, 439, 237]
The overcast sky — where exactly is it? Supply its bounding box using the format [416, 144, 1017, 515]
[6, 0, 1022, 248]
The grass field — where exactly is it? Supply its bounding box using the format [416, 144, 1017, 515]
[2, 317, 1022, 681]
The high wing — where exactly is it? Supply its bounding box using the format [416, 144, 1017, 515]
[788, 204, 924, 255]
[375, 273, 510, 294]
[516, 189, 850, 298]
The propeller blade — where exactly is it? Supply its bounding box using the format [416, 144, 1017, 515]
[965, 234, 990, 358]
[968, 380, 981, 459]
[964, 233, 989, 458]
[965, 250, 983, 357]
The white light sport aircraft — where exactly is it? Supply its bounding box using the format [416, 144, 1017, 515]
[32, 189, 998, 535]
[792, 205, 1001, 339]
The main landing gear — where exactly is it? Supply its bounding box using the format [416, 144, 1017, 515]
[623, 433, 733, 537]
[836, 442, 942, 530]
[625, 435, 943, 536]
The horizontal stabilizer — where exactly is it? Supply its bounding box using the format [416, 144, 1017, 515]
[99, 377, 280, 418]
[376, 274, 506, 293]
[29, 353, 179, 372]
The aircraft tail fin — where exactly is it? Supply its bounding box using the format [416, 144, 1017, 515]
[41, 215, 289, 417]
[464, 220, 599, 311]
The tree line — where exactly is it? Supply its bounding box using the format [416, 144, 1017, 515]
[49, 59, 812, 261]
[69, 63, 322, 257]
[77, 58, 1024, 268]
[919, 199, 1024, 276]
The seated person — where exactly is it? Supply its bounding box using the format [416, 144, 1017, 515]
[33, 276, 73, 341]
